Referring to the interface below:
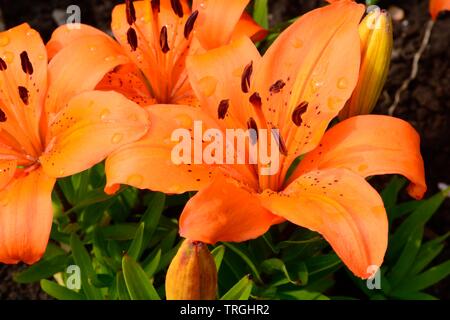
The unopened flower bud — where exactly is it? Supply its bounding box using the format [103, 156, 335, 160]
[339, 8, 393, 119]
[165, 239, 217, 300]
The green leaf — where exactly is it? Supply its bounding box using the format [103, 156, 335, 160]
[221, 275, 253, 300]
[305, 254, 342, 282]
[409, 232, 449, 275]
[381, 176, 406, 217]
[14, 254, 69, 284]
[101, 223, 139, 240]
[127, 222, 145, 260]
[277, 290, 329, 300]
[211, 245, 226, 271]
[253, 0, 268, 29]
[393, 260, 450, 292]
[115, 271, 131, 300]
[388, 227, 423, 287]
[143, 249, 161, 278]
[222, 242, 263, 284]
[141, 192, 165, 247]
[70, 234, 103, 300]
[122, 255, 160, 300]
[390, 291, 438, 300]
[388, 191, 446, 259]
[261, 258, 300, 285]
[40, 279, 85, 300]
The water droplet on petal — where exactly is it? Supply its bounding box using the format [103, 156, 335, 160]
[38, 54, 45, 60]
[0, 35, 10, 47]
[198, 76, 217, 97]
[358, 164, 368, 172]
[127, 174, 144, 186]
[111, 133, 124, 144]
[104, 56, 115, 62]
[327, 96, 343, 110]
[59, 169, 65, 176]
[26, 29, 38, 37]
[199, 0, 208, 9]
[2, 51, 14, 63]
[175, 114, 193, 127]
[100, 108, 111, 120]
[293, 37, 303, 48]
[337, 77, 348, 89]
[89, 45, 97, 52]
[310, 78, 323, 93]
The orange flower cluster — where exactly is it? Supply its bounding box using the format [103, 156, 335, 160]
[2, 0, 446, 281]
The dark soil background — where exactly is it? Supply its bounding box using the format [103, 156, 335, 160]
[0, 0, 448, 299]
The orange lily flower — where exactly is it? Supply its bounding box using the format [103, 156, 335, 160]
[47, 0, 267, 106]
[105, 0, 426, 278]
[0, 24, 149, 264]
[430, 0, 450, 19]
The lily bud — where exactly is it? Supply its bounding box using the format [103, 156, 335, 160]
[339, 8, 393, 119]
[165, 239, 217, 300]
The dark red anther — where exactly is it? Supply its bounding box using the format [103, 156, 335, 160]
[125, 0, 137, 25]
[151, 0, 160, 13]
[249, 92, 262, 109]
[160, 26, 170, 53]
[127, 27, 138, 51]
[18, 86, 29, 105]
[241, 61, 253, 93]
[184, 10, 199, 39]
[170, 0, 183, 18]
[217, 99, 229, 119]
[0, 108, 6, 122]
[0, 57, 7, 71]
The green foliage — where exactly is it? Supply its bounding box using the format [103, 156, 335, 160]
[20, 164, 448, 301]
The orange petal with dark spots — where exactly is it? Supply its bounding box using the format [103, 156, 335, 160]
[40, 91, 149, 178]
[289, 115, 427, 199]
[260, 168, 388, 279]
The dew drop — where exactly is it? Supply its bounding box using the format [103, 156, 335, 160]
[310, 78, 323, 93]
[358, 164, 368, 172]
[2, 51, 14, 63]
[38, 54, 45, 60]
[100, 108, 111, 120]
[89, 45, 97, 52]
[59, 169, 65, 176]
[26, 29, 38, 37]
[111, 133, 124, 144]
[337, 77, 348, 89]
[127, 174, 144, 186]
[198, 76, 217, 97]
[293, 37, 303, 48]
[104, 56, 116, 62]
[199, 0, 208, 9]
[0, 35, 10, 47]
[327, 96, 343, 110]
[175, 114, 193, 127]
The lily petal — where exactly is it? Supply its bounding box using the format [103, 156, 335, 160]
[260, 168, 388, 279]
[47, 24, 108, 59]
[180, 175, 282, 244]
[232, 12, 268, 43]
[430, 0, 450, 20]
[0, 160, 16, 190]
[192, 0, 250, 49]
[289, 115, 427, 199]
[253, 1, 364, 163]
[186, 36, 261, 129]
[0, 24, 48, 155]
[40, 91, 149, 178]
[46, 34, 129, 116]
[105, 104, 220, 194]
[0, 168, 55, 264]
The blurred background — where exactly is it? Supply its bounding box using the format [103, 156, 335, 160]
[0, 0, 448, 299]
